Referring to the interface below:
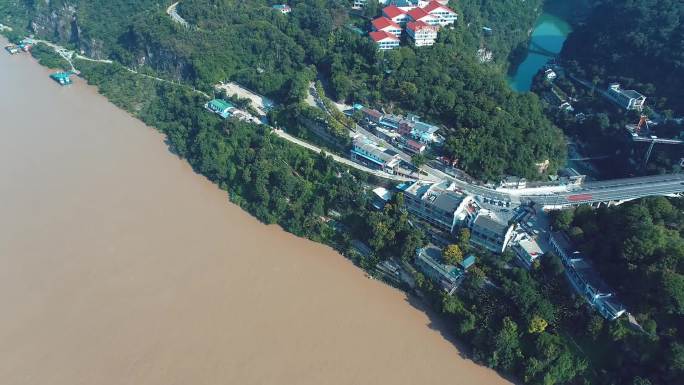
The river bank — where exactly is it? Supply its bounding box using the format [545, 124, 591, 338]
[507, 2, 573, 92]
[0, 38, 512, 385]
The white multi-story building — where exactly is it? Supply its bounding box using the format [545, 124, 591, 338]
[382, 5, 411, 25]
[369, 30, 401, 50]
[513, 236, 543, 269]
[406, 21, 438, 46]
[422, 1, 457, 26]
[350, 136, 402, 172]
[606, 83, 646, 111]
[549, 232, 627, 320]
[407, 7, 439, 26]
[469, 210, 516, 254]
[372, 17, 403, 37]
[352, 0, 367, 9]
[402, 181, 473, 234]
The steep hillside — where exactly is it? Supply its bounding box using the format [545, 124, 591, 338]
[1, 0, 566, 180]
[562, 0, 684, 113]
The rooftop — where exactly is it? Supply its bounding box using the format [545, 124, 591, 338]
[362, 107, 383, 119]
[372, 187, 393, 202]
[372, 17, 401, 31]
[369, 31, 400, 43]
[208, 98, 233, 111]
[568, 257, 613, 295]
[621, 89, 645, 99]
[416, 246, 462, 282]
[405, 139, 426, 150]
[473, 211, 510, 235]
[425, 189, 464, 213]
[423, 1, 455, 14]
[460, 255, 476, 270]
[353, 137, 401, 165]
[517, 237, 543, 258]
[412, 121, 439, 134]
[382, 5, 406, 19]
[609, 83, 645, 99]
[551, 232, 613, 295]
[407, 8, 431, 21]
[407, 20, 438, 32]
[403, 180, 434, 198]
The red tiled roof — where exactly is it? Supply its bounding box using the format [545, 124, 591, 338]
[372, 17, 400, 31]
[369, 31, 400, 43]
[407, 20, 438, 32]
[382, 5, 406, 19]
[362, 108, 383, 118]
[422, 1, 455, 14]
[407, 7, 431, 21]
[406, 139, 426, 150]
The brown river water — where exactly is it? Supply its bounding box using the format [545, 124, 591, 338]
[0, 40, 512, 385]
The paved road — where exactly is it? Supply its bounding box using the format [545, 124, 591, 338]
[272, 129, 416, 182]
[34, 34, 684, 206]
[166, 2, 189, 28]
[524, 173, 684, 206]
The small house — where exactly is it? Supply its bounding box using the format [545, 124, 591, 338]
[205, 99, 235, 119]
[49, 72, 72, 86]
[272, 4, 292, 14]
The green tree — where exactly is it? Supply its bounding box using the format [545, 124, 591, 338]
[443, 244, 463, 265]
[528, 315, 548, 334]
[457, 228, 470, 247]
[541, 252, 564, 277]
[489, 317, 522, 371]
[469, 266, 486, 285]
[609, 319, 630, 341]
[552, 209, 574, 231]
[668, 342, 684, 372]
[586, 314, 604, 339]
[411, 153, 426, 169]
[661, 272, 684, 315]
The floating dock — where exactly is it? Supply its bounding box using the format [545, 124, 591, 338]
[4, 45, 20, 55]
[50, 72, 73, 86]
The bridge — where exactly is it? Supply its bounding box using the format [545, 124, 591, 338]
[437, 171, 684, 209]
[527, 41, 558, 58]
[518, 174, 684, 208]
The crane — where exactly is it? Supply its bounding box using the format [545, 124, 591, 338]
[626, 115, 684, 167]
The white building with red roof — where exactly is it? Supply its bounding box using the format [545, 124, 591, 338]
[406, 21, 439, 46]
[369, 31, 400, 50]
[382, 5, 411, 25]
[422, 1, 457, 26]
[371, 17, 402, 37]
[407, 8, 439, 26]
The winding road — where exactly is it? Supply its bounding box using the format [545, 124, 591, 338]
[30, 20, 684, 207]
[166, 2, 189, 28]
[272, 129, 415, 182]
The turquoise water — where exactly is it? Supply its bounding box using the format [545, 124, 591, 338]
[508, 13, 572, 92]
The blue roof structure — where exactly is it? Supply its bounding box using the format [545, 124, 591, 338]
[460, 255, 476, 270]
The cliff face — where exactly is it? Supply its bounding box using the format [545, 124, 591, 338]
[26, 2, 106, 59]
[118, 26, 195, 82]
[21, 0, 190, 80]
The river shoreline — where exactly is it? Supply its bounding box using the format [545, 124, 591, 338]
[507, 1, 573, 92]
[0, 37, 512, 385]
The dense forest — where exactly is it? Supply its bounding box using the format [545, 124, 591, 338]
[73, 57, 421, 272]
[531, 72, 683, 178]
[562, 0, 684, 115]
[550, 198, 684, 384]
[409, 195, 683, 385]
[1, 0, 566, 180]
